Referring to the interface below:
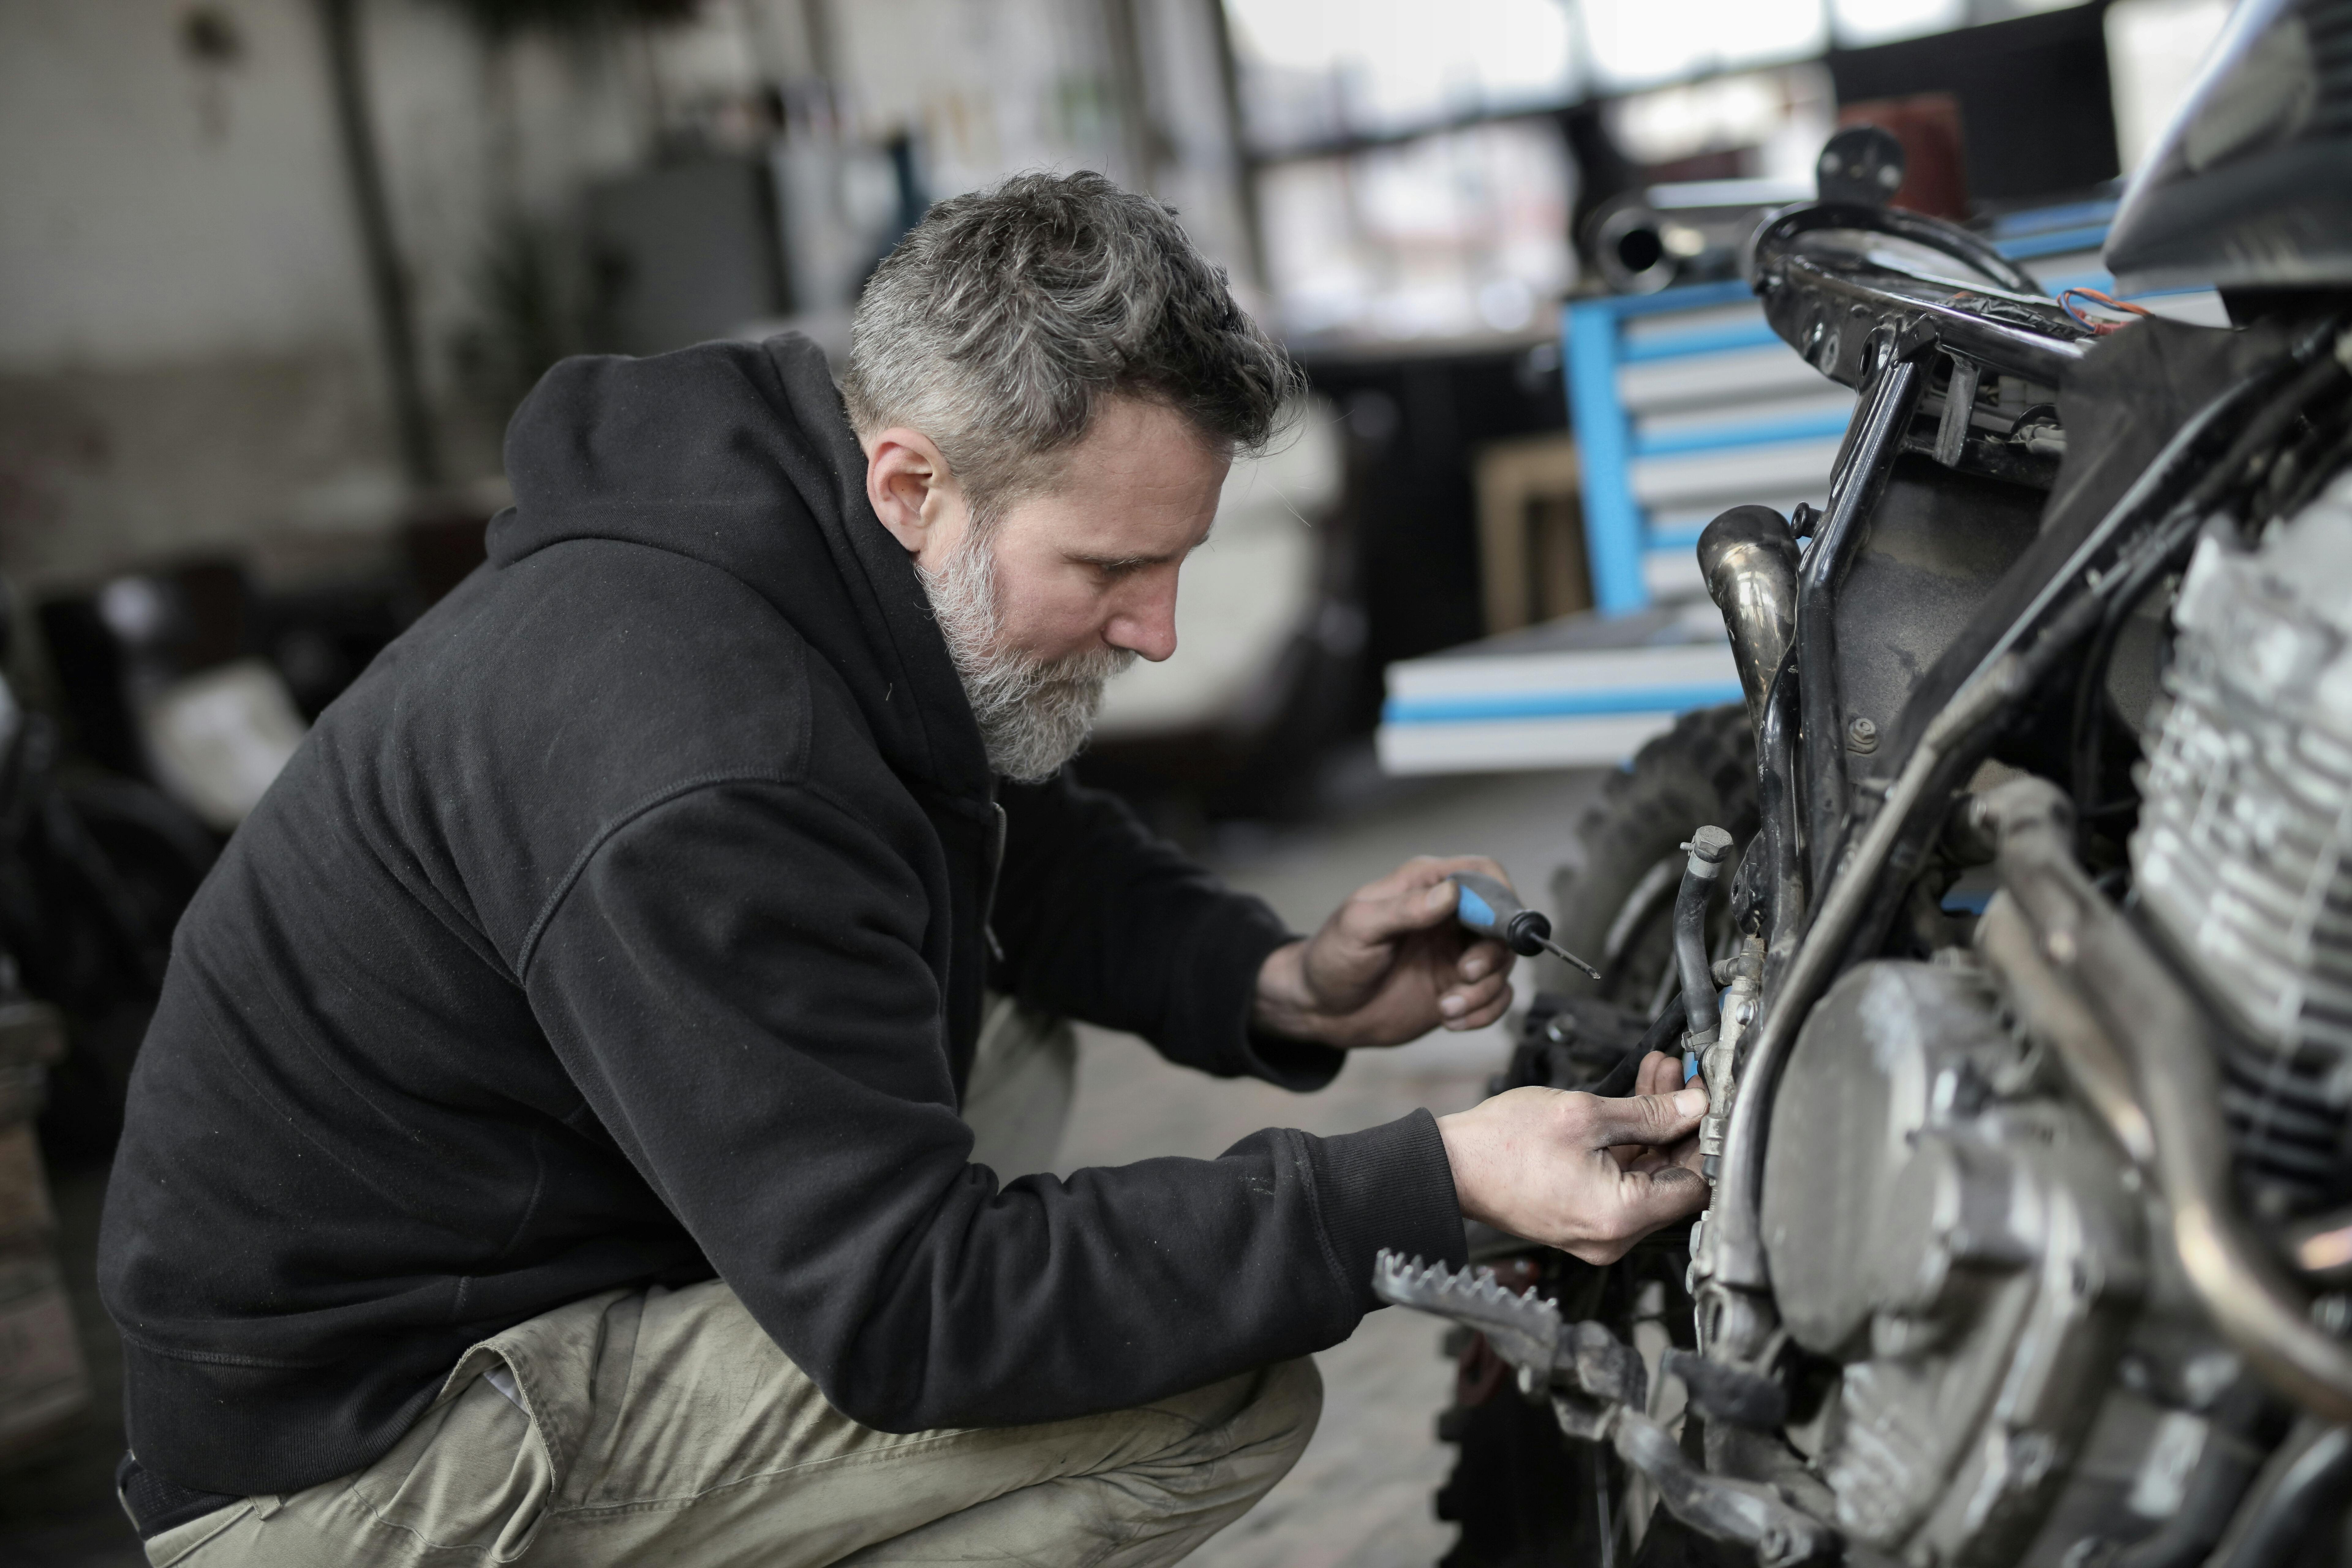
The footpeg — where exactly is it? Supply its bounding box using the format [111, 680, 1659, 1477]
[1378, 1251, 1837, 1565]
[1373, 1251, 1643, 1408]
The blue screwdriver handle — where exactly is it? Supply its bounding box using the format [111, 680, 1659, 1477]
[1447, 873, 1603, 979]
[1449, 873, 1521, 941]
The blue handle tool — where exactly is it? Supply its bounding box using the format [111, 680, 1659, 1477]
[1447, 873, 1602, 980]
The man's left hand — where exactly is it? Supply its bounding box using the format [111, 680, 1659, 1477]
[1252, 856, 1517, 1050]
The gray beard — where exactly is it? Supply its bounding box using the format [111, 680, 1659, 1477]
[918, 529, 1135, 783]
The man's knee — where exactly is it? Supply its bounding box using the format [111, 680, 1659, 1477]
[1184, 1355, 1322, 1491]
[1251, 1356, 1323, 1455]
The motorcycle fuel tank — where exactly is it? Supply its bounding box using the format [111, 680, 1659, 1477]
[2105, 0, 2352, 295]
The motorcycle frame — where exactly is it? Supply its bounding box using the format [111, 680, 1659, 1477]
[1696, 199, 2352, 1424]
[1383, 199, 2352, 1567]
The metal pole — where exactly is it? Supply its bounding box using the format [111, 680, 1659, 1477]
[316, 0, 440, 491]
[1795, 352, 1918, 895]
[1101, 0, 1163, 194]
[1201, 0, 1268, 293]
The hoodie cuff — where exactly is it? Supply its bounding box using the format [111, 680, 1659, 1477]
[1303, 1109, 1467, 1310]
[1192, 913, 1348, 1091]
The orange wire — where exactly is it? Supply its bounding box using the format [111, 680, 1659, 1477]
[2058, 286, 2154, 336]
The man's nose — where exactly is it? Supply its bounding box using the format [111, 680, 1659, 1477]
[1105, 574, 1180, 662]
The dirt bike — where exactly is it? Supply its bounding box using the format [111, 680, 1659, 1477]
[1386, 4, 2352, 1563]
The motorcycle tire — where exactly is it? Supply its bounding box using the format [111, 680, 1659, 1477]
[1433, 1362, 1603, 1566]
[1540, 704, 1757, 1009]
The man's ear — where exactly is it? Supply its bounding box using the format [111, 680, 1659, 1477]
[862, 427, 957, 557]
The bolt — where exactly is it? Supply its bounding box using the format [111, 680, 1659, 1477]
[1687, 825, 1735, 863]
[1846, 716, 1880, 753]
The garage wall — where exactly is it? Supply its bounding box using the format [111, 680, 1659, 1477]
[0, 0, 671, 585]
[0, 0, 1249, 590]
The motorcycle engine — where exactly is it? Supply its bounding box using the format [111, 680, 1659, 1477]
[1761, 956, 2151, 1566]
[2133, 473, 2352, 1219]
[1756, 473, 2352, 1565]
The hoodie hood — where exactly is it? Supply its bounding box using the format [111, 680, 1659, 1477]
[490, 333, 990, 804]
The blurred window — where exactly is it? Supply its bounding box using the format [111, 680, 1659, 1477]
[1229, 0, 2123, 348]
[1606, 65, 1836, 185]
[1260, 121, 1576, 343]
[1830, 0, 1967, 48]
[2104, 0, 2235, 172]
[1831, 0, 2094, 48]
[1580, 0, 1828, 90]
[1227, 0, 1578, 153]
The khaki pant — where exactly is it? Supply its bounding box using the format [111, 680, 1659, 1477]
[144, 999, 1323, 1566]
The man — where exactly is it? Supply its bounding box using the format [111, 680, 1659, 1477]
[101, 172, 1707, 1567]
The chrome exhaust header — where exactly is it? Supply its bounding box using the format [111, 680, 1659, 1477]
[1695, 505, 1801, 732]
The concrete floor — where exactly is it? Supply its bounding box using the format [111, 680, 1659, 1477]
[0, 762, 1606, 1568]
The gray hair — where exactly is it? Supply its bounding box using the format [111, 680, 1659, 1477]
[840, 171, 1302, 521]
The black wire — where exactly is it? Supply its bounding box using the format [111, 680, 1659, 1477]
[2259, 401, 2352, 528]
[2068, 509, 2205, 839]
[1592, 993, 1686, 1099]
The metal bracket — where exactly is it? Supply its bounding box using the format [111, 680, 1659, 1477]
[1664, 1346, 1789, 1430]
[1935, 353, 1983, 468]
[1612, 1409, 1839, 1568]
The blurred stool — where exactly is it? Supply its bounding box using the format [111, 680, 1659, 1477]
[1474, 434, 1592, 636]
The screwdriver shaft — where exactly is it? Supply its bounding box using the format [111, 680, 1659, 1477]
[1537, 935, 1603, 981]
[1447, 871, 1604, 980]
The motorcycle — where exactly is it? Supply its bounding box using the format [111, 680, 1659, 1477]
[1385, 4, 2352, 1564]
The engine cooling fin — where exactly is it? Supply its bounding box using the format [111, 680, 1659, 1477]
[2134, 472, 2352, 1212]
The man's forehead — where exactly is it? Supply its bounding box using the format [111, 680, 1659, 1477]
[1073, 397, 1228, 480]
[1009, 401, 1228, 557]
[1046, 503, 1219, 569]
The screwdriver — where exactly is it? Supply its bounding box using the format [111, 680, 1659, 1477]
[1447, 872, 1602, 980]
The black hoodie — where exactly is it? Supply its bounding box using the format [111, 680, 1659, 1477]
[97, 336, 1467, 1497]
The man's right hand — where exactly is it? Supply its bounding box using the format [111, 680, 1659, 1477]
[1435, 1057, 1710, 1264]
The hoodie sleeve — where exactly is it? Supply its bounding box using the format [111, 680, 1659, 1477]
[990, 771, 1346, 1089]
[521, 777, 1466, 1433]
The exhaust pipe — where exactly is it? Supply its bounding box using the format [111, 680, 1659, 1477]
[1697, 506, 1801, 733]
[1976, 777, 2352, 1425]
[1585, 180, 1811, 296]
